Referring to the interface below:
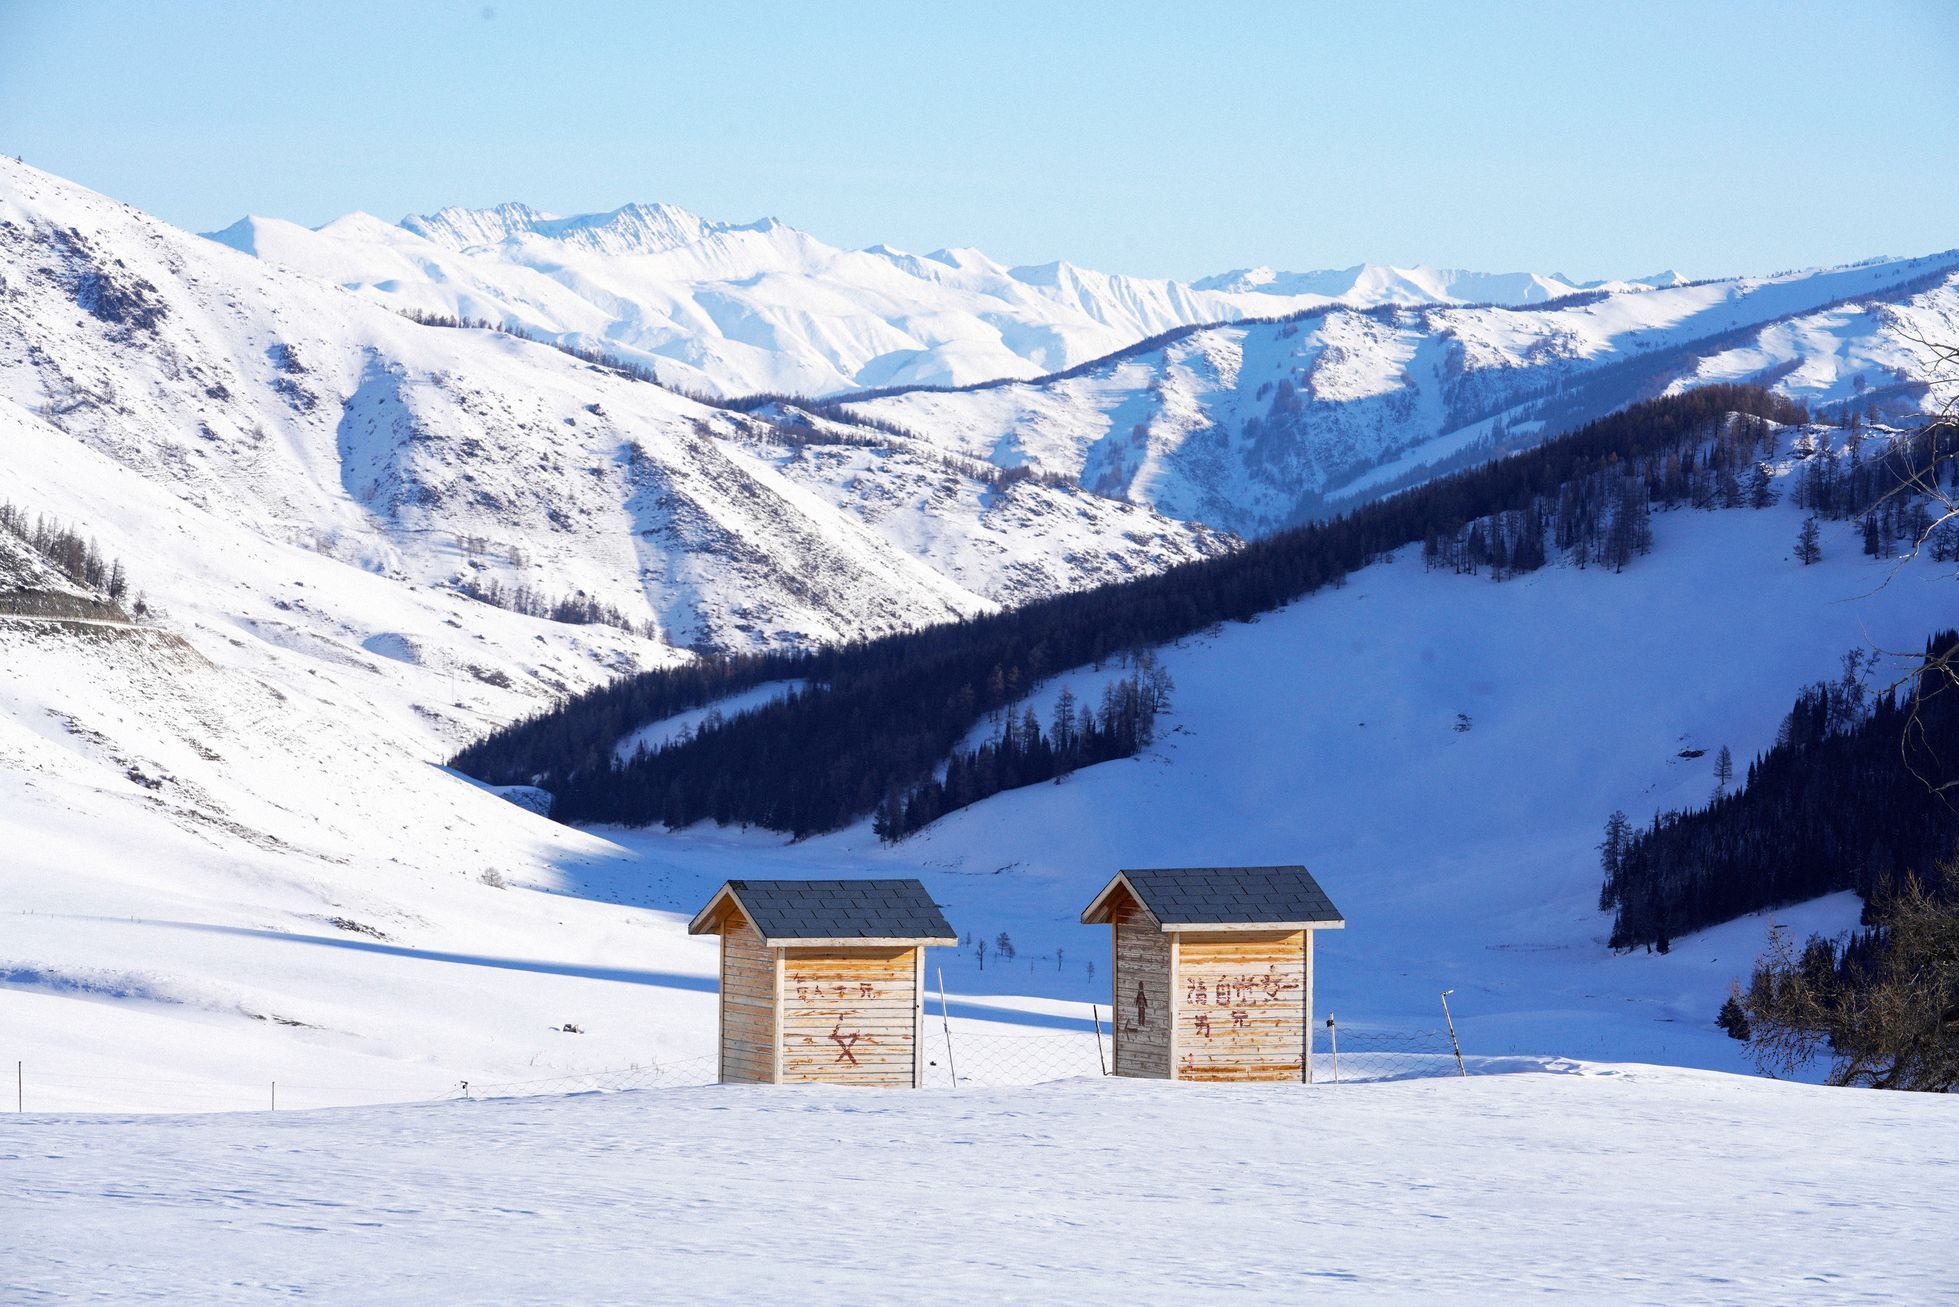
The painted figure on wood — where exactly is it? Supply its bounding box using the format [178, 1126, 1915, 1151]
[828, 1021, 865, 1065]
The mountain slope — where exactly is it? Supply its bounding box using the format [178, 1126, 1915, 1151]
[842, 253, 1959, 535]
[209, 198, 1678, 398]
[0, 159, 1227, 658]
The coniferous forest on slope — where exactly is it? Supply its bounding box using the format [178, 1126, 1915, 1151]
[1604, 632, 1959, 950]
[457, 385, 1830, 838]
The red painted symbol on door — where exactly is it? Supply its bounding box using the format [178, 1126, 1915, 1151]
[828, 1021, 863, 1065]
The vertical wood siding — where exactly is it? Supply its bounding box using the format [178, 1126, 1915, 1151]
[779, 947, 919, 1086]
[1112, 899, 1172, 1079]
[1172, 930, 1310, 1082]
[719, 910, 779, 1084]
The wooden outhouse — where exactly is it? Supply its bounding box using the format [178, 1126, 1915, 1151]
[688, 878, 956, 1087]
[1081, 865, 1345, 1082]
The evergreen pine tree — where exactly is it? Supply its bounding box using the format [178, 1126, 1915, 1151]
[1797, 516, 1822, 565]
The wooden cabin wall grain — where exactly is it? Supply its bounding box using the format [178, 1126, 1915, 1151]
[1112, 899, 1172, 1078]
[719, 911, 779, 1084]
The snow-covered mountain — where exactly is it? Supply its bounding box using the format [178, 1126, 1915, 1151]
[207, 198, 1685, 398]
[1, 159, 1229, 662]
[5, 155, 1959, 1127]
[844, 253, 1959, 534]
[1191, 262, 1683, 303]
[207, 188, 1958, 538]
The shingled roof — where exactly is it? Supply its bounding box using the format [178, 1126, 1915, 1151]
[688, 878, 957, 946]
[1080, 865, 1344, 930]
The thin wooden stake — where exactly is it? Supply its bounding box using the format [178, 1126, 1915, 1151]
[936, 967, 958, 1089]
[1092, 1004, 1108, 1075]
[1441, 989, 1466, 1077]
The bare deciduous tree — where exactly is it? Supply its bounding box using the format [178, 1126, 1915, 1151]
[1733, 868, 1959, 1092]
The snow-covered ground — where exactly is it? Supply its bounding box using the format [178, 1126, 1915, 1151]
[8, 1068, 1955, 1303]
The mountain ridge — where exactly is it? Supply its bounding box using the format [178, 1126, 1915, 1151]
[205, 194, 1721, 398]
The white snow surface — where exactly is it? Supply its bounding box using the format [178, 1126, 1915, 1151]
[8, 1069, 1956, 1303]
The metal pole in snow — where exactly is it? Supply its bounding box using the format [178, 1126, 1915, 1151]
[15, 1061, 19, 1113]
[271, 1082, 276, 1112]
[1092, 1005, 1108, 1076]
[1441, 990, 1466, 1077]
[1328, 1014, 1339, 1083]
[936, 968, 958, 1089]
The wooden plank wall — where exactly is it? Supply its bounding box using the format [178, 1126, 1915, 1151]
[1112, 898, 1172, 1078]
[780, 946, 919, 1086]
[719, 910, 779, 1084]
[1171, 930, 1309, 1082]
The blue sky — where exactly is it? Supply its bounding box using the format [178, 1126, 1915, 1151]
[2, 1, 1953, 281]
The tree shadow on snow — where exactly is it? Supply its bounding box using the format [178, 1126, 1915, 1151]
[140, 920, 720, 993]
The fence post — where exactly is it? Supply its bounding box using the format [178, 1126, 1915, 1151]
[1328, 1014, 1339, 1083]
[271, 1081, 276, 1112]
[936, 967, 959, 1089]
[1091, 1005, 1108, 1075]
[1440, 990, 1466, 1077]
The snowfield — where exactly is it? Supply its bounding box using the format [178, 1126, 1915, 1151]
[7, 1069, 1956, 1303]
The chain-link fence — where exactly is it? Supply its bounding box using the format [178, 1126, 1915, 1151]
[922, 1015, 1465, 1087]
[436, 1055, 721, 1101]
[919, 1024, 1106, 1087]
[4, 1015, 1464, 1112]
[1316, 1024, 1464, 1083]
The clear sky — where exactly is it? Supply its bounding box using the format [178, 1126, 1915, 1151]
[2, 0, 1953, 282]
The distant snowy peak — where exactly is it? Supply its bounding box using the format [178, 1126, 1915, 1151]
[1190, 262, 1680, 305]
[203, 189, 1929, 403]
[401, 199, 782, 258]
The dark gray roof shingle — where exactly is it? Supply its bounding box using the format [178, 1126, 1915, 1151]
[718, 878, 955, 942]
[1114, 866, 1342, 927]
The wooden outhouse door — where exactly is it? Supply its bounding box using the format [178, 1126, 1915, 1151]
[1171, 929, 1313, 1082]
[778, 945, 926, 1087]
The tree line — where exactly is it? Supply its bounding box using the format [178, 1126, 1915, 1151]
[1602, 633, 1959, 950]
[453, 575, 658, 639]
[0, 500, 143, 615]
[452, 385, 1808, 837]
[871, 657, 1174, 841]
